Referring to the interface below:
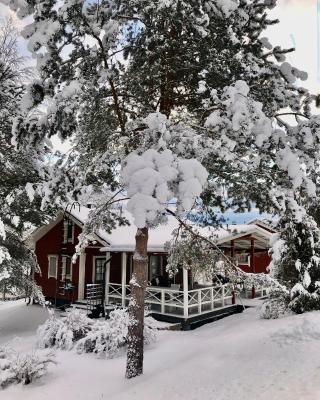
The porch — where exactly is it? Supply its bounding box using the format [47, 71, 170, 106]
[106, 282, 234, 319]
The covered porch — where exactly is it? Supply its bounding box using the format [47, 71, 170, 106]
[107, 282, 234, 319]
[102, 251, 236, 321]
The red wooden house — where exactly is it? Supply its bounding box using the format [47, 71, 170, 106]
[30, 207, 275, 326]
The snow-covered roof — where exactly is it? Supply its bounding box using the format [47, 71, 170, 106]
[246, 218, 277, 233]
[68, 207, 274, 252]
[30, 206, 274, 252]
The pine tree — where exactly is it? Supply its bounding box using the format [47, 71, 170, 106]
[4, 0, 320, 375]
[269, 205, 320, 314]
[0, 18, 45, 301]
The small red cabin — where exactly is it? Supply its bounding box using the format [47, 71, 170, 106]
[30, 208, 275, 323]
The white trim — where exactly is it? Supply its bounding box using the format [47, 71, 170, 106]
[92, 256, 106, 283]
[67, 222, 75, 244]
[78, 252, 86, 300]
[61, 256, 73, 281]
[48, 254, 58, 279]
[183, 267, 188, 319]
[61, 256, 66, 280]
[64, 219, 75, 244]
[121, 252, 127, 307]
[235, 253, 250, 266]
[63, 219, 68, 244]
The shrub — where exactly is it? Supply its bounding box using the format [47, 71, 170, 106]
[76, 309, 129, 358]
[37, 308, 157, 358]
[37, 308, 92, 350]
[0, 346, 55, 388]
[289, 291, 320, 314]
[260, 286, 291, 319]
[76, 309, 156, 358]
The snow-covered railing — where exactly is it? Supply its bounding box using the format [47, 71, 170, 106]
[106, 283, 234, 318]
[187, 285, 233, 315]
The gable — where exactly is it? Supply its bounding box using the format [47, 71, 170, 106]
[29, 211, 109, 249]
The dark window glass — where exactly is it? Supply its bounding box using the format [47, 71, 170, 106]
[95, 258, 105, 282]
[149, 256, 162, 284]
[67, 220, 73, 242]
[65, 258, 71, 278]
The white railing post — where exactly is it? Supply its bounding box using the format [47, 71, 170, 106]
[121, 252, 127, 307]
[210, 287, 214, 310]
[222, 285, 225, 307]
[78, 251, 86, 300]
[161, 289, 165, 314]
[198, 289, 202, 314]
[105, 252, 110, 305]
[183, 268, 189, 319]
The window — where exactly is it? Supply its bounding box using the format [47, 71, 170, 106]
[94, 258, 105, 283]
[235, 253, 250, 265]
[63, 219, 74, 244]
[149, 255, 162, 284]
[48, 255, 58, 278]
[62, 257, 72, 281]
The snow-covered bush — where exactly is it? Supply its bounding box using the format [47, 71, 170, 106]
[37, 308, 92, 350]
[0, 346, 55, 388]
[268, 210, 320, 315]
[289, 290, 320, 315]
[260, 287, 291, 319]
[76, 308, 128, 358]
[76, 309, 156, 358]
[37, 308, 156, 358]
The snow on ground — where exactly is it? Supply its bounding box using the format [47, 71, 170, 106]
[2, 300, 320, 400]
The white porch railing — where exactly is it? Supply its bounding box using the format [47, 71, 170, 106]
[107, 283, 234, 318]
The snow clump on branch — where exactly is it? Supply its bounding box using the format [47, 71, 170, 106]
[122, 129, 208, 228]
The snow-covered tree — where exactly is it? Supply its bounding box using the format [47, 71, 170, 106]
[0, 18, 45, 301]
[4, 0, 320, 375]
[268, 205, 320, 314]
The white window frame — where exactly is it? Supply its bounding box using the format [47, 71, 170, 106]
[48, 255, 58, 279]
[92, 256, 106, 283]
[67, 222, 74, 244]
[61, 256, 73, 281]
[235, 253, 250, 266]
[63, 219, 75, 244]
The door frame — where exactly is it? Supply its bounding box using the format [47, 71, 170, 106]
[92, 256, 107, 283]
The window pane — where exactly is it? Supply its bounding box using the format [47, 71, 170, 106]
[65, 258, 71, 278]
[95, 259, 105, 282]
[49, 256, 57, 277]
[67, 221, 73, 242]
[149, 256, 161, 282]
[236, 253, 250, 264]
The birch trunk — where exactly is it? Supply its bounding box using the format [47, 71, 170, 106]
[126, 227, 148, 379]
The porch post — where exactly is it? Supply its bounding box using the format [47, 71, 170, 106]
[250, 239, 255, 298]
[105, 252, 111, 304]
[121, 252, 127, 307]
[183, 267, 188, 319]
[250, 239, 255, 273]
[78, 251, 86, 300]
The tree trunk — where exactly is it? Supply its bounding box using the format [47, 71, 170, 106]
[2, 282, 6, 301]
[126, 227, 148, 379]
